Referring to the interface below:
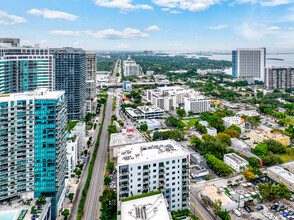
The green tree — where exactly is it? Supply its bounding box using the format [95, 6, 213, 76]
[62, 209, 70, 220]
[216, 133, 231, 146]
[104, 176, 111, 186]
[190, 137, 201, 149]
[108, 125, 117, 134]
[246, 157, 260, 168]
[75, 169, 81, 178]
[263, 139, 286, 154]
[68, 193, 74, 203]
[118, 120, 124, 127]
[139, 124, 148, 131]
[107, 162, 115, 173]
[228, 124, 241, 134]
[99, 189, 117, 219]
[253, 144, 268, 156]
[224, 129, 240, 139]
[272, 182, 291, 200]
[243, 169, 256, 181]
[176, 108, 186, 117]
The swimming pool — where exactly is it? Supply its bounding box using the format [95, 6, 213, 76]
[0, 211, 19, 220]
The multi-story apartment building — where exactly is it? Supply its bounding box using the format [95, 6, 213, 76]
[0, 88, 67, 219]
[184, 97, 210, 114]
[66, 122, 86, 177]
[51, 47, 86, 120]
[125, 105, 164, 120]
[223, 116, 245, 133]
[85, 52, 97, 113]
[0, 39, 54, 94]
[250, 129, 290, 146]
[147, 86, 201, 111]
[265, 67, 294, 90]
[117, 140, 190, 211]
[232, 48, 266, 81]
[267, 166, 294, 192]
[224, 153, 249, 172]
[0, 38, 20, 47]
[123, 56, 140, 76]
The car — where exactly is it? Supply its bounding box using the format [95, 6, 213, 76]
[290, 197, 294, 201]
[245, 206, 251, 213]
[283, 213, 289, 217]
[272, 205, 278, 210]
[238, 208, 245, 214]
[233, 209, 242, 217]
[257, 206, 264, 211]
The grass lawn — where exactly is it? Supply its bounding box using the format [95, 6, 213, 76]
[183, 118, 200, 128]
[68, 121, 78, 132]
[280, 152, 294, 163]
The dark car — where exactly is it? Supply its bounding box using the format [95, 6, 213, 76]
[244, 206, 251, 213]
[271, 205, 278, 210]
[248, 206, 254, 212]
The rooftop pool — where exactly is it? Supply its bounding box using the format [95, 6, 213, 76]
[0, 210, 19, 220]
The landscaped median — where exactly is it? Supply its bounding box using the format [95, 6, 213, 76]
[77, 95, 108, 220]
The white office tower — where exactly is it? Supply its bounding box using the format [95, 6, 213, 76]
[123, 55, 140, 76]
[86, 52, 97, 113]
[184, 96, 210, 114]
[265, 67, 294, 90]
[232, 48, 266, 82]
[117, 140, 190, 211]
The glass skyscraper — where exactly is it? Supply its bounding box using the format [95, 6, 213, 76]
[0, 88, 67, 219]
[51, 47, 86, 120]
[0, 43, 54, 94]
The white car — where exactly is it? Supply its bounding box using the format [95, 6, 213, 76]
[238, 208, 245, 214]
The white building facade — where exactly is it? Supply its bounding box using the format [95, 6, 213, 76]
[184, 97, 210, 114]
[223, 116, 245, 133]
[224, 153, 249, 172]
[123, 56, 140, 76]
[117, 140, 190, 211]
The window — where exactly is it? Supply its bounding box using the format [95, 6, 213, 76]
[153, 163, 156, 167]
[172, 160, 175, 164]
[153, 175, 156, 178]
[138, 166, 141, 169]
[138, 184, 141, 187]
[172, 188, 175, 192]
[166, 161, 169, 165]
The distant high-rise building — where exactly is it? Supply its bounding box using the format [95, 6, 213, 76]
[265, 67, 294, 90]
[0, 88, 67, 219]
[144, 50, 155, 56]
[0, 43, 54, 94]
[85, 52, 97, 113]
[51, 47, 86, 120]
[123, 56, 140, 76]
[0, 38, 20, 47]
[232, 48, 266, 81]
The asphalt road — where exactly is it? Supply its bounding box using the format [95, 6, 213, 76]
[81, 61, 118, 220]
[69, 106, 104, 220]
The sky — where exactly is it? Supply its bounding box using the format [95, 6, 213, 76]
[1, 0, 294, 52]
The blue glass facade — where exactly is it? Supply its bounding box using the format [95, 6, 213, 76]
[232, 50, 238, 78]
[52, 48, 86, 120]
[34, 93, 67, 220]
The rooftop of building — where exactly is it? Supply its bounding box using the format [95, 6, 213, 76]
[203, 185, 235, 206]
[236, 110, 260, 117]
[268, 166, 294, 183]
[137, 105, 164, 113]
[109, 130, 145, 148]
[125, 107, 142, 118]
[121, 193, 171, 220]
[191, 165, 208, 174]
[224, 153, 249, 164]
[0, 88, 64, 101]
[252, 129, 289, 139]
[117, 140, 189, 166]
[137, 119, 161, 125]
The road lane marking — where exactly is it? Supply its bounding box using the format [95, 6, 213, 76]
[190, 200, 206, 220]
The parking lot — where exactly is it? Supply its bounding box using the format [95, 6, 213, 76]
[231, 199, 294, 220]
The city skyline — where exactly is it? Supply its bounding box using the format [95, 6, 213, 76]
[1, 0, 294, 52]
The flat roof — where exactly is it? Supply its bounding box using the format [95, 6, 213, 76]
[121, 194, 171, 220]
[268, 166, 294, 183]
[117, 140, 189, 166]
[0, 88, 64, 101]
[125, 108, 141, 117]
[225, 153, 249, 164]
[203, 185, 235, 205]
[109, 131, 146, 147]
[137, 105, 164, 113]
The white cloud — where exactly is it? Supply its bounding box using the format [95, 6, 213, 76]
[161, 8, 170, 11]
[207, 24, 228, 30]
[0, 10, 27, 25]
[117, 44, 130, 49]
[94, 0, 153, 11]
[27, 9, 78, 21]
[232, 0, 293, 6]
[265, 26, 280, 30]
[170, 10, 181, 14]
[145, 25, 161, 31]
[50, 28, 149, 39]
[152, 0, 224, 12]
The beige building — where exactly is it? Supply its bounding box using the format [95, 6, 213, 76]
[267, 166, 294, 192]
[250, 129, 290, 146]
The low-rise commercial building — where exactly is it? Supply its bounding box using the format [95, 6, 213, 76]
[137, 119, 161, 131]
[267, 166, 294, 192]
[223, 116, 245, 133]
[120, 193, 171, 220]
[117, 140, 190, 211]
[125, 105, 164, 120]
[250, 129, 290, 146]
[206, 127, 217, 136]
[190, 165, 209, 179]
[224, 153, 249, 172]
